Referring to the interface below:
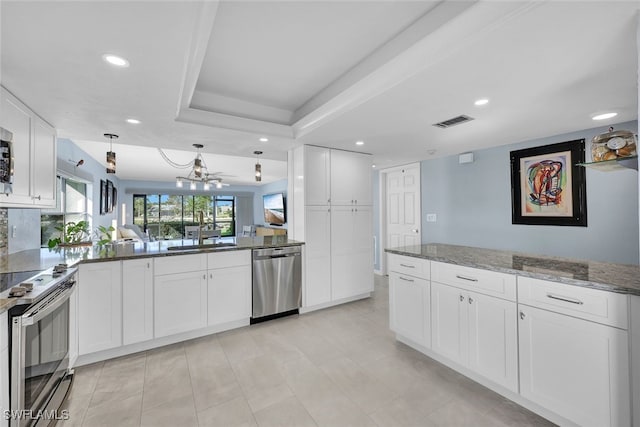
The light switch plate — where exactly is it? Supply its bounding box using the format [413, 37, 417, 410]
[426, 214, 437, 222]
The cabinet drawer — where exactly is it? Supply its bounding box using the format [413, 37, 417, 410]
[388, 254, 430, 279]
[154, 253, 206, 276]
[431, 261, 516, 301]
[518, 276, 629, 329]
[208, 250, 251, 269]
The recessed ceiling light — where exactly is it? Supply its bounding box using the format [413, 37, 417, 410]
[592, 112, 618, 121]
[356, 141, 364, 146]
[372, 164, 376, 168]
[259, 137, 269, 142]
[102, 54, 129, 68]
[474, 98, 489, 106]
[126, 118, 140, 124]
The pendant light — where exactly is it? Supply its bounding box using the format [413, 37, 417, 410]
[254, 150, 263, 182]
[104, 133, 118, 174]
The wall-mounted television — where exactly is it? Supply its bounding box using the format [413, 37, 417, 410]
[263, 193, 286, 226]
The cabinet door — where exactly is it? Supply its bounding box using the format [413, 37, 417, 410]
[78, 261, 122, 355]
[0, 89, 33, 204]
[154, 271, 207, 338]
[31, 116, 56, 208]
[208, 265, 251, 325]
[329, 150, 357, 205]
[351, 206, 373, 295]
[389, 272, 430, 347]
[0, 312, 8, 417]
[467, 292, 518, 392]
[519, 305, 630, 427]
[304, 145, 331, 206]
[122, 259, 154, 345]
[69, 285, 78, 368]
[431, 282, 467, 365]
[350, 153, 372, 205]
[304, 206, 331, 306]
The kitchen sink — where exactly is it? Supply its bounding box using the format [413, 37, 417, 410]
[166, 243, 237, 251]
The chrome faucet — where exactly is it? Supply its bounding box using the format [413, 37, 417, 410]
[198, 210, 205, 245]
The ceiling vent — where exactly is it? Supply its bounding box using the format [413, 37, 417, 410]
[433, 115, 474, 128]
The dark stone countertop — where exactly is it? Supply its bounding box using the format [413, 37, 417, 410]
[385, 243, 640, 296]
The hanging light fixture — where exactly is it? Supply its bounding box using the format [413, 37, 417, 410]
[158, 144, 230, 191]
[254, 150, 263, 182]
[104, 133, 118, 174]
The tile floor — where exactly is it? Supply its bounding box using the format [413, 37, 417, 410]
[59, 275, 555, 427]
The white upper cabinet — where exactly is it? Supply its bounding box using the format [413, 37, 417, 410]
[329, 149, 372, 206]
[0, 87, 57, 208]
[304, 145, 331, 206]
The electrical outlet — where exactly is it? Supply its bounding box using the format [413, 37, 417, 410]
[12, 225, 17, 238]
[426, 214, 437, 222]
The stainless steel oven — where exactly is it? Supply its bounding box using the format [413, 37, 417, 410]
[8, 273, 75, 427]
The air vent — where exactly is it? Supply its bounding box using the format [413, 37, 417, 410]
[433, 115, 475, 128]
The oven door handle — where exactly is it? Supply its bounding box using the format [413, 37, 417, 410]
[21, 282, 75, 326]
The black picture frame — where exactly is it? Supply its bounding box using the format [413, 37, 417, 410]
[106, 180, 113, 213]
[99, 180, 107, 215]
[111, 187, 117, 213]
[510, 139, 587, 226]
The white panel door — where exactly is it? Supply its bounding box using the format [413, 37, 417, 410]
[208, 265, 251, 325]
[304, 145, 331, 206]
[154, 271, 207, 338]
[389, 272, 430, 347]
[304, 205, 332, 306]
[431, 282, 467, 365]
[31, 116, 56, 207]
[122, 259, 154, 345]
[386, 164, 421, 250]
[78, 261, 122, 355]
[468, 292, 518, 392]
[519, 305, 630, 427]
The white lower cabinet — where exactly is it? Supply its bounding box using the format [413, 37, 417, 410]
[207, 250, 251, 325]
[518, 304, 630, 427]
[154, 270, 207, 338]
[1, 312, 8, 421]
[431, 281, 467, 365]
[69, 283, 78, 367]
[303, 206, 332, 307]
[122, 259, 154, 345]
[78, 261, 122, 355]
[389, 272, 430, 347]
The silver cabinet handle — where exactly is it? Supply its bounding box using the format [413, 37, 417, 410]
[210, 273, 213, 279]
[546, 293, 584, 305]
[468, 297, 473, 304]
[459, 295, 465, 302]
[456, 275, 478, 282]
[147, 262, 150, 269]
[32, 195, 41, 200]
[398, 276, 414, 283]
[355, 199, 358, 205]
[399, 263, 415, 268]
[520, 311, 525, 320]
[203, 274, 206, 280]
[411, 229, 419, 233]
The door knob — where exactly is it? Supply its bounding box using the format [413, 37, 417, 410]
[412, 229, 419, 233]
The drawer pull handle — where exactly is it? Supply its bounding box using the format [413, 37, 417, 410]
[399, 276, 414, 283]
[520, 311, 525, 320]
[468, 297, 473, 304]
[546, 293, 584, 305]
[455, 274, 478, 282]
[459, 295, 465, 302]
[400, 264, 415, 268]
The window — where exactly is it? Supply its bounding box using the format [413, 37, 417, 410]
[41, 176, 89, 247]
[133, 194, 236, 240]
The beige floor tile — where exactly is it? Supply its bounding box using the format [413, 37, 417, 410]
[245, 383, 295, 413]
[369, 397, 438, 427]
[197, 396, 257, 427]
[219, 329, 264, 363]
[82, 393, 142, 427]
[427, 399, 508, 427]
[189, 360, 244, 412]
[142, 367, 193, 412]
[253, 396, 317, 427]
[485, 397, 557, 426]
[140, 393, 198, 427]
[232, 354, 287, 392]
[184, 334, 228, 367]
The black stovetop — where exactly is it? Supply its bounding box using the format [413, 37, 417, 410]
[0, 270, 42, 293]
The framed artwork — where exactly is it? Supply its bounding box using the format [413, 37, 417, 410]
[106, 180, 114, 213]
[99, 180, 107, 215]
[510, 139, 587, 226]
[111, 187, 118, 213]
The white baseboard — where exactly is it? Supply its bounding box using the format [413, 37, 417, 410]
[300, 293, 371, 314]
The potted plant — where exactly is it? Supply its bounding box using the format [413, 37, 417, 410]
[94, 225, 115, 246]
[47, 220, 91, 249]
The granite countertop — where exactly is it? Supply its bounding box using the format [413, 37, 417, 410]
[385, 243, 640, 296]
[0, 236, 303, 273]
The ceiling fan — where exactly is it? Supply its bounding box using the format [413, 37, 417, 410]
[159, 144, 233, 190]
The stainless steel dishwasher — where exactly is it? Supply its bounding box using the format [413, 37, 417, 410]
[252, 246, 302, 321]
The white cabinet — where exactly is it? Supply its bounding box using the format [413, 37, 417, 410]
[207, 251, 251, 325]
[304, 206, 332, 306]
[518, 280, 631, 427]
[154, 270, 207, 338]
[78, 261, 122, 355]
[69, 283, 78, 367]
[329, 149, 372, 206]
[1, 312, 8, 419]
[122, 258, 154, 345]
[389, 272, 430, 347]
[0, 86, 56, 208]
[331, 206, 373, 300]
[304, 145, 331, 206]
[431, 281, 518, 392]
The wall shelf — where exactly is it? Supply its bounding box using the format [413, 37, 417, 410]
[577, 156, 637, 171]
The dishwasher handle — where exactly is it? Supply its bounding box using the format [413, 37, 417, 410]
[260, 253, 299, 260]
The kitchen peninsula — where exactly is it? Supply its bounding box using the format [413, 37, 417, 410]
[386, 243, 640, 427]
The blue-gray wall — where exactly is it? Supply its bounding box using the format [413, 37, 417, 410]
[420, 120, 638, 265]
[253, 179, 288, 229]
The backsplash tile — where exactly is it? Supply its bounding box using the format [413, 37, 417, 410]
[0, 207, 7, 256]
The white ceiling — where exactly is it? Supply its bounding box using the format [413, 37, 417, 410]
[1, 1, 638, 183]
